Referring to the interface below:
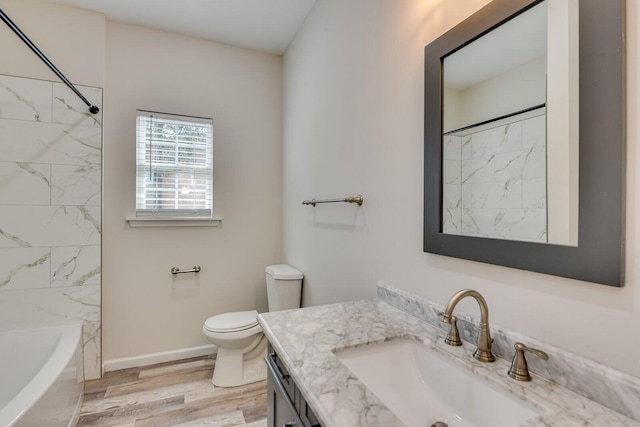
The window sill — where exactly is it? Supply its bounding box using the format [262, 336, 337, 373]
[126, 216, 222, 228]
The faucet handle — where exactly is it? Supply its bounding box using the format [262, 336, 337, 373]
[439, 313, 462, 347]
[508, 342, 549, 381]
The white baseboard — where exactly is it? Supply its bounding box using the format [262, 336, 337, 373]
[103, 344, 216, 373]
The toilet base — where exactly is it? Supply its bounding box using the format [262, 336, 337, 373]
[212, 333, 268, 387]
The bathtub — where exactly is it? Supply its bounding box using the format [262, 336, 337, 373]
[0, 325, 84, 427]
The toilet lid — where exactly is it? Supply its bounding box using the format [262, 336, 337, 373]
[265, 264, 303, 280]
[204, 310, 259, 333]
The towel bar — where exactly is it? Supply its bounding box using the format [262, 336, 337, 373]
[171, 266, 201, 274]
[302, 195, 363, 207]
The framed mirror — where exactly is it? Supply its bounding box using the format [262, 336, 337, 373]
[423, 0, 626, 286]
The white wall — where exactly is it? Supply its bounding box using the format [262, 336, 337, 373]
[460, 58, 546, 129]
[283, 0, 640, 378]
[103, 22, 283, 361]
[0, 0, 104, 87]
[444, 57, 546, 132]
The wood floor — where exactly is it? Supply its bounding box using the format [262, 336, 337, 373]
[78, 355, 267, 427]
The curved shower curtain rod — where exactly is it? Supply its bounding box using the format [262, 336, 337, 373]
[0, 8, 100, 115]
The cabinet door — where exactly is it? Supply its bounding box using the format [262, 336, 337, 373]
[267, 356, 302, 427]
[268, 345, 295, 400]
[299, 397, 321, 427]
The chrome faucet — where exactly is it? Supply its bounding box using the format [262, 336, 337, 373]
[441, 289, 495, 362]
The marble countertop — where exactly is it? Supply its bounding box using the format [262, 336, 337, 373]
[258, 299, 640, 427]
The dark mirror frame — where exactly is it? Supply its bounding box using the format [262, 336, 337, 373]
[424, 0, 626, 286]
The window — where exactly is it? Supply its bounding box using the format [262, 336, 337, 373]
[135, 110, 213, 219]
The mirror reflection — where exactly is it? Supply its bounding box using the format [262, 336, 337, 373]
[441, 0, 579, 246]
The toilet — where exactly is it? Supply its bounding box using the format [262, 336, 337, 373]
[202, 264, 303, 387]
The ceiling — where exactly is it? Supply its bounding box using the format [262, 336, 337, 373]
[43, 0, 317, 55]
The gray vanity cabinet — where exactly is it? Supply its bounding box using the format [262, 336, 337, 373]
[266, 343, 321, 427]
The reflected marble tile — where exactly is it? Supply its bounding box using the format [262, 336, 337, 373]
[496, 122, 522, 154]
[523, 146, 546, 179]
[83, 322, 101, 380]
[443, 184, 461, 208]
[473, 122, 523, 157]
[0, 162, 51, 205]
[462, 208, 496, 236]
[452, 116, 547, 241]
[461, 183, 472, 208]
[0, 119, 102, 165]
[523, 178, 547, 208]
[442, 208, 462, 235]
[443, 135, 462, 160]
[0, 206, 101, 248]
[522, 114, 546, 149]
[443, 159, 461, 184]
[52, 83, 102, 127]
[0, 285, 100, 331]
[461, 135, 472, 160]
[494, 150, 526, 181]
[495, 208, 547, 242]
[469, 179, 522, 209]
[51, 165, 101, 206]
[0, 247, 50, 291]
[467, 129, 491, 158]
[0, 75, 52, 122]
[461, 155, 494, 184]
[51, 246, 101, 287]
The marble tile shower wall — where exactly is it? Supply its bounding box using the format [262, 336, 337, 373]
[443, 114, 547, 242]
[0, 74, 102, 380]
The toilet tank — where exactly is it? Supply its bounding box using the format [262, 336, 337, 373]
[265, 265, 303, 312]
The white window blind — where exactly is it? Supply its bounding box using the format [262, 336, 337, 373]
[136, 110, 213, 218]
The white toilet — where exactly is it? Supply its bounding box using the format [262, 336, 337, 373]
[202, 264, 303, 387]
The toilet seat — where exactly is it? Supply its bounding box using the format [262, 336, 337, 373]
[204, 310, 259, 333]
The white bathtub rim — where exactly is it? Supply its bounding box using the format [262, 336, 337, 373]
[69, 386, 84, 427]
[0, 324, 82, 427]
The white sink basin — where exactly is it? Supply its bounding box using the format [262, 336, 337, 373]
[335, 339, 545, 427]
